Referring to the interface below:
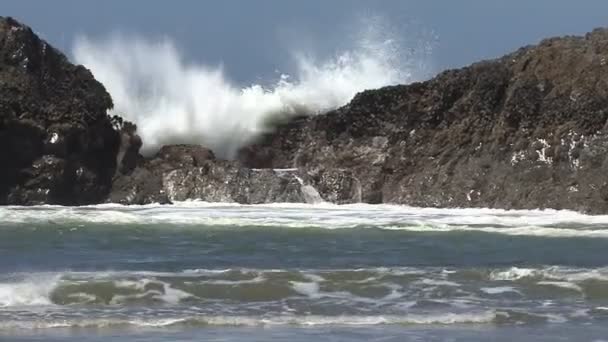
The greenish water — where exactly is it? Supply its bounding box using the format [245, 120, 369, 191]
[1, 203, 608, 341]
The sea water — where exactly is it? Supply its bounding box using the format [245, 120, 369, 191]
[1, 202, 608, 341]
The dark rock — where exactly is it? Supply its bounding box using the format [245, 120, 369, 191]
[109, 144, 317, 205]
[156, 144, 215, 168]
[238, 28, 608, 214]
[114, 119, 142, 175]
[0, 17, 121, 205]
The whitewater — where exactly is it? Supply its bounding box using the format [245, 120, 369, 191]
[72, 17, 433, 157]
[3, 202, 608, 341]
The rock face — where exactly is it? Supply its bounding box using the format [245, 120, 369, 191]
[109, 144, 318, 204]
[239, 28, 608, 213]
[0, 17, 120, 204]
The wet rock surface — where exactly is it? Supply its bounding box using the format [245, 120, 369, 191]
[0, 17, 120, 205]
[108, 144, 315, 205]
[238, 28, 608, 213]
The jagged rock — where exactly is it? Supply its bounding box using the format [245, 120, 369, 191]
[0, 17, 121, 205]
[239, 28, 608, 213]
[114, 119, 142, 175]
[108, 144, 316, 204]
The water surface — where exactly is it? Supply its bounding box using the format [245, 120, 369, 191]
[1, 203, 608, 341]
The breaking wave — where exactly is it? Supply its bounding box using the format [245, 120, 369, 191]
[3, 266, 608, 330]
[72, 16, 434, 157]
[3, 202, 608, 238]
[2, 266, 607, 308]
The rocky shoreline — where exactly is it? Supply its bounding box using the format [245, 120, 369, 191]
[3, 16, 608, 213]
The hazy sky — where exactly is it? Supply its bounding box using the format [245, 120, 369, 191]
[4, 0, 608, 82]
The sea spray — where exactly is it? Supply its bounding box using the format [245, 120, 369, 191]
[72, 17, 433, 157]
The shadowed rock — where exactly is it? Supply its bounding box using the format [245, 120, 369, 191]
[0, 17, 121, 205]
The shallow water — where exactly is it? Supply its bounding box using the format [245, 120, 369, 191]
[1, 202, 608, 341]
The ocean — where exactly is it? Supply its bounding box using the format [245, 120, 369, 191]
[1, 202, 608, 341]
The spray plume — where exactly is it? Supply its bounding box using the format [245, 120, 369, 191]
[73, 16, 434, 157]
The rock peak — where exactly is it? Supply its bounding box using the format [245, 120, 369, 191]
[0, 16, 121, 205]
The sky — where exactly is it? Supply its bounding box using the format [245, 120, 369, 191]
[3, 0, 608, 83]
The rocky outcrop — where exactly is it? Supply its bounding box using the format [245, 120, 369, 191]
[108, 144, 318, 204]
[239, 28, 608, 213]
[0, 17, 121, 205]
[6, 15, 608, 213]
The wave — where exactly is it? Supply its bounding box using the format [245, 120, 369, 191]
[3, 202, 608, 238]
[2, 266, 607, 308]
[0, 274, 58, 307]
[489, 266, 608, 282]
[1, 308, 599, 330]
[72, 15, 433, 157]
[3, 266, 607, 331]
[0, 312, 498, 330]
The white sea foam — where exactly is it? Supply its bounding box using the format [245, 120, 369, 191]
[544, 313, 568, 324]
[480, 286, 521, 295]
[3, 202, 608, 238]
[490, 267, 541, 281]
[0, 265, 605, 328]
[490, 266, 608, 283]
[65, 292, 97, 304]
[0, 272, 200, 308]
[0, 274, 60, 307]
[0, 312, 498, 330]
[290, 281, 321, 298]
[537, 281, 583, 292]
[197, 275, 266, 286]
[72, 16, 431, 157]
[113, 278, 194, 305]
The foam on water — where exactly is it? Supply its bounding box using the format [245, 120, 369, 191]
[110, 278, 193, 305]
[0, 266, 604, 308]
[290, 281, 321, 298]
[490, 266, 608, 282]
[0, 274, 60, 307]
[480, 287, 521, 295]
[537, 281, 583, 292]
[3, 202, 608, 238]
[490, 267, 542, 281]
[0, 312, 499, 331]
[1, 266, 606, 331]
